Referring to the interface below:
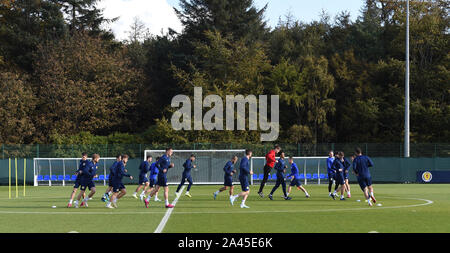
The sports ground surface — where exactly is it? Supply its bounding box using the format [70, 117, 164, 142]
[0, 184, 448, 233]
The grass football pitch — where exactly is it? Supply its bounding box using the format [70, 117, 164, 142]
[0, 184, 449, 233]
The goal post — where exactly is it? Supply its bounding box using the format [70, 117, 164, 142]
[33, 157, 117, 186]
[143, 149, 246, 185]
[250, 156, 328, 185]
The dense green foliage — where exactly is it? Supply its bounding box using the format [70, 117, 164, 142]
[0, 0, 448, 144]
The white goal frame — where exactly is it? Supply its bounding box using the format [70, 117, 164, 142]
[33, 157, 116, 186]
[250, 156, 328, 185]
[143, 149, 246, 185]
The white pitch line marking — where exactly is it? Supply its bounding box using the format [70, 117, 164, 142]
[154, 185, 185, 233]
[0, 196, 433, 215]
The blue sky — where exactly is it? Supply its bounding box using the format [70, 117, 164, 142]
[99, 0, 365, 41]
[167, 0, 365, 27]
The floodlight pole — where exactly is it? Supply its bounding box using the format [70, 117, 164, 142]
[404, 0, 410, 158]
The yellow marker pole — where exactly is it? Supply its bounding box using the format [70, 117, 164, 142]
[15, 157, 18, 198]
[23, 159, 26, 197]
[8, 158, 11, 199]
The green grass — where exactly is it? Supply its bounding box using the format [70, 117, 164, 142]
[0, 184, 449, 233]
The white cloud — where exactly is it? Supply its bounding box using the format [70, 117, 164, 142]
[97, 0, 183, 41]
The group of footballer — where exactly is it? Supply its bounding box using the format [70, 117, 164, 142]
[254, 144, 376, 206]
[67, 153, 135, 208]
[324, 147, 377, 206]
[66, 144, 377, 209]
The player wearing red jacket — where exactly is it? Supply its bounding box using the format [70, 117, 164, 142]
[257, 144, 281, 197]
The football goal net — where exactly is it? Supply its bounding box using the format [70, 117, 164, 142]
[250, 156, 329, 185]
[33, 157, 117, 186]
[143, 149, 246, 185]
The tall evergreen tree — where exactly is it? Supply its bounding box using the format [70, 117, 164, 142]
[56, 0, 115, 38]
[175, 0, 268, 43]
[0, 0, 66, 71]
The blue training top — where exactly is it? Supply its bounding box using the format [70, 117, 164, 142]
[112, 161, 131, 182]
[342, 157, 351, 174]
[149, 162, 158, 179]
[332, 158, 345, 175]
[80, 160, 97, 181]
[239, 156, 250, 178]
[274, 158, 286, 178]
[156, 154, 171, 176]
[139, 160, 151, 177]
[352, 155, 373, 177]
[327, 157, 335, 174]
[77, 159, 88, 180]
[87, 161, 98, 181]
[287, 162, 301, 180]
[183, 159, 194, 174]
[109, 161, 119, 179]
[223, 161, 234, 177]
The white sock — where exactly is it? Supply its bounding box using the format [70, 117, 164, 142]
[69, 199, 73, 204]
[133, 192, 137, 195]
[305, 191, 309, 196]
[165, 199, 169, 205]
[147, 195, 151, 201]
[186, 191, 189, 194]
[241, 199, 246, 205]
[140, 191, 145, 195]
[233, 194, 239, 198]
[154, 195, 158, 200]
[113, 198, 117, 203]
[214, 190, 220, 195]
[75, 200, 78, 205]
[341, 195, 344, 199]
[370, 191, 374, 197]
[84, 197, 89, 202]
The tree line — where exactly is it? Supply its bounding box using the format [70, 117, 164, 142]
[0, 0, 448, 145]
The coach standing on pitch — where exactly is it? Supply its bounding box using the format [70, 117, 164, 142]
[257, 144, 281, 198]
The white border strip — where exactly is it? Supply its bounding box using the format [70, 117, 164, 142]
[153, 185, 185, 233]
